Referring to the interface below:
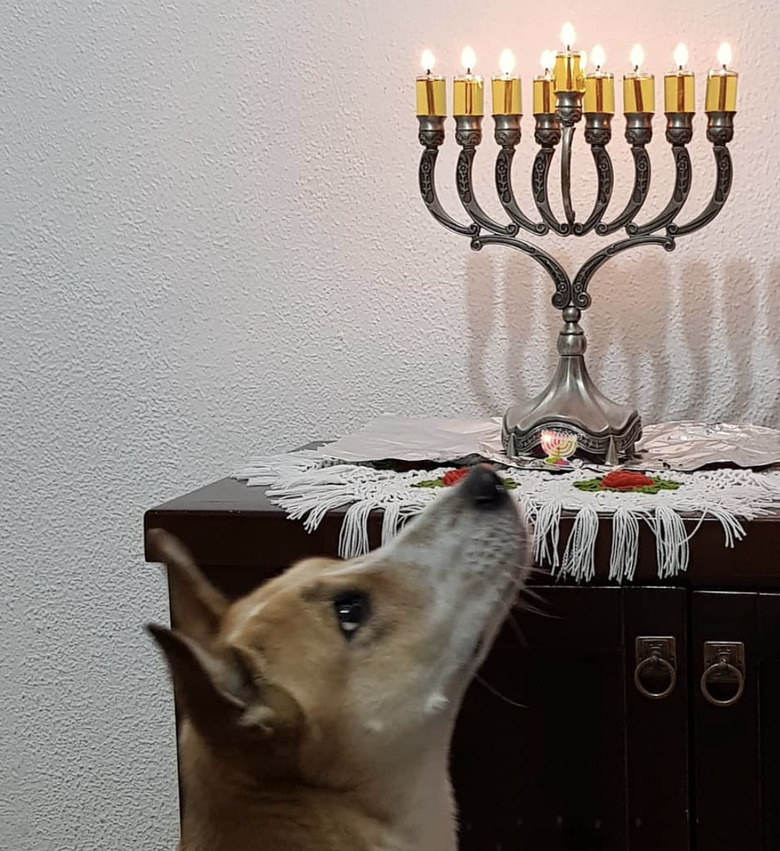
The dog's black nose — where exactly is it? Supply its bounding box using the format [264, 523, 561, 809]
[462, 464, 508, 507]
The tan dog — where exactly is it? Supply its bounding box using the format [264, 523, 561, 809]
[148, 465, 530, 851]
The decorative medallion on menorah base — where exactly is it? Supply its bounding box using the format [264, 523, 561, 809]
[415, 34, 738, 462]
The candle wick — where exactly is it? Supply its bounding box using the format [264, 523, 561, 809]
[722, 63, 727, 70]
[634, 65, 639, 73]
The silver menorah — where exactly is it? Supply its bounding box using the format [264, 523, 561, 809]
[416, 76, 736, 463]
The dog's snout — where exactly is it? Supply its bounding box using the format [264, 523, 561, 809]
[462, 464, 508, 507]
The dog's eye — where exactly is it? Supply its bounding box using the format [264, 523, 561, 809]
[333, 591, 369, 640]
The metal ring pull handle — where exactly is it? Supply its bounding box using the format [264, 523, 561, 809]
[634, 651, 677, 700]
[700, 656, 746, 708]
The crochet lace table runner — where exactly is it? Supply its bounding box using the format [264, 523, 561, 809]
[234, 418, 780, 583]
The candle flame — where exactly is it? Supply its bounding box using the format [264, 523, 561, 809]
[420, 49, 436, 73]
[540, 49, 556, 71]
[499, 48, 516, 75]
[591, 44, 605, 69]
[461, 45, 477, 72]
[717, 41, 732, 68]
[673, 42, 689, 69]
[630, 43, 645, 70]
[560, 22, 576, 49]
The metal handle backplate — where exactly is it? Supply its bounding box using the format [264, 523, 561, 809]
[634, 636, 677, 700]
[701, 641, 746, 708]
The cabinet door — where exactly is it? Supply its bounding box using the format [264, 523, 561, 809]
[691, 591, 761, 848]
[623, 588, 690, 850]
[451, 586, 689, 851]
[759, 593, 780, 849]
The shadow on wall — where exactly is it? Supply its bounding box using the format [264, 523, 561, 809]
[462, 246, 780, 426]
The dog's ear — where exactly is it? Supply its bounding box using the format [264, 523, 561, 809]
[147, 625, 299, 745]
[147, 528, 228, 646]
[146, 624, 267, 731]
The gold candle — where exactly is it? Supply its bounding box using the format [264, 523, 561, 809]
[664, 43, 695, 113]
[416, 75, 446, 116]
[453, 46, 484, 116]
[553, 22, 585, 93]
[623, 44, 655, 113]
[534, 50, 556, 113]
[584, 72, 615, 113]
[492, 76, 522, 115]
[705, 43, 738, 112]
[416, 50, 446, 116]
[583, 47, 614, 114]
[623, 73, 655, 113]
[533, 74, 555, 114]
[492, 49, 521, 115]
[554, 52, 585, 93]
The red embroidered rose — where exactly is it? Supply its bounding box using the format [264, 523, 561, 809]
[442, 468, 470, 487]
[600, 470, 655, 491]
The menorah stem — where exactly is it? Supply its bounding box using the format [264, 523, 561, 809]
[561, 125, 577, 225]
[557, 91, 582, 227]
[502, 305, 641, 460]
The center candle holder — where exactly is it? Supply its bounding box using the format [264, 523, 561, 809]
[416, 37, 737, 463]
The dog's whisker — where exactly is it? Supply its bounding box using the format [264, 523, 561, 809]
[504, 611, 529, 648]
[474, 674, 528, 710]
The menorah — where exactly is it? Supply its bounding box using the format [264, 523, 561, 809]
[415, 32, 738, 463]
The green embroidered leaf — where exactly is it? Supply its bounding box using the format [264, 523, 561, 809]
[573, 476, 681, 494]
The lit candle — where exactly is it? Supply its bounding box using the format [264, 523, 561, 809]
[415, 50, 447, 116]
[533, 50, 556, 114]
[492, 48, 522, 115]
[705, 42, 738, 112]
[664, 43, 695, 113]
[453, 46, 484, 116]
[623, 44, 655, 113]
[583, 45, 615, 114]
[553, 22, 586, 93]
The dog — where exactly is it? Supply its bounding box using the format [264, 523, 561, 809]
[147, 464, 530, 851]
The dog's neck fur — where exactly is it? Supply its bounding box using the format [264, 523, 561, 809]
[178, 720, 457, 851]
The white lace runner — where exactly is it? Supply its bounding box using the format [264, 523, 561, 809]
[234, 454, 780, 583]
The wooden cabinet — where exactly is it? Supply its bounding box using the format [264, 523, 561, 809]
[145, 478, 780, 850]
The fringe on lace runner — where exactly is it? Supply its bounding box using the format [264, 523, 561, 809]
[233, 455, 780, 582]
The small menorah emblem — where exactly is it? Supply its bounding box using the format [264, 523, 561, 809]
[416, 33, 738, 463]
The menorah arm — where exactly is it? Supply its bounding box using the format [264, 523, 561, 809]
[493, 116, 548, 235]
[532, 114, 569, 235]
[472, 233, 572, 310]
[630, 115, 693, 235]
[571, 234, 676, 309]
[574, 115, 614, 236]
[560, 125, 577, 226]
[597, 115, 653, 235]
[418, 117, 479, 237]
[455, 117, 518, 236]
[670, 114, 734, 237]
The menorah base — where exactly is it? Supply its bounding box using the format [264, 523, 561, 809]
[501, 350, 642, 465]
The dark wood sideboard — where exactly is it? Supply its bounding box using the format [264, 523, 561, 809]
[145, 476, 780, 851]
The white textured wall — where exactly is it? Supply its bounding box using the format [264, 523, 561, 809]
[1, 0, 777, 847]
